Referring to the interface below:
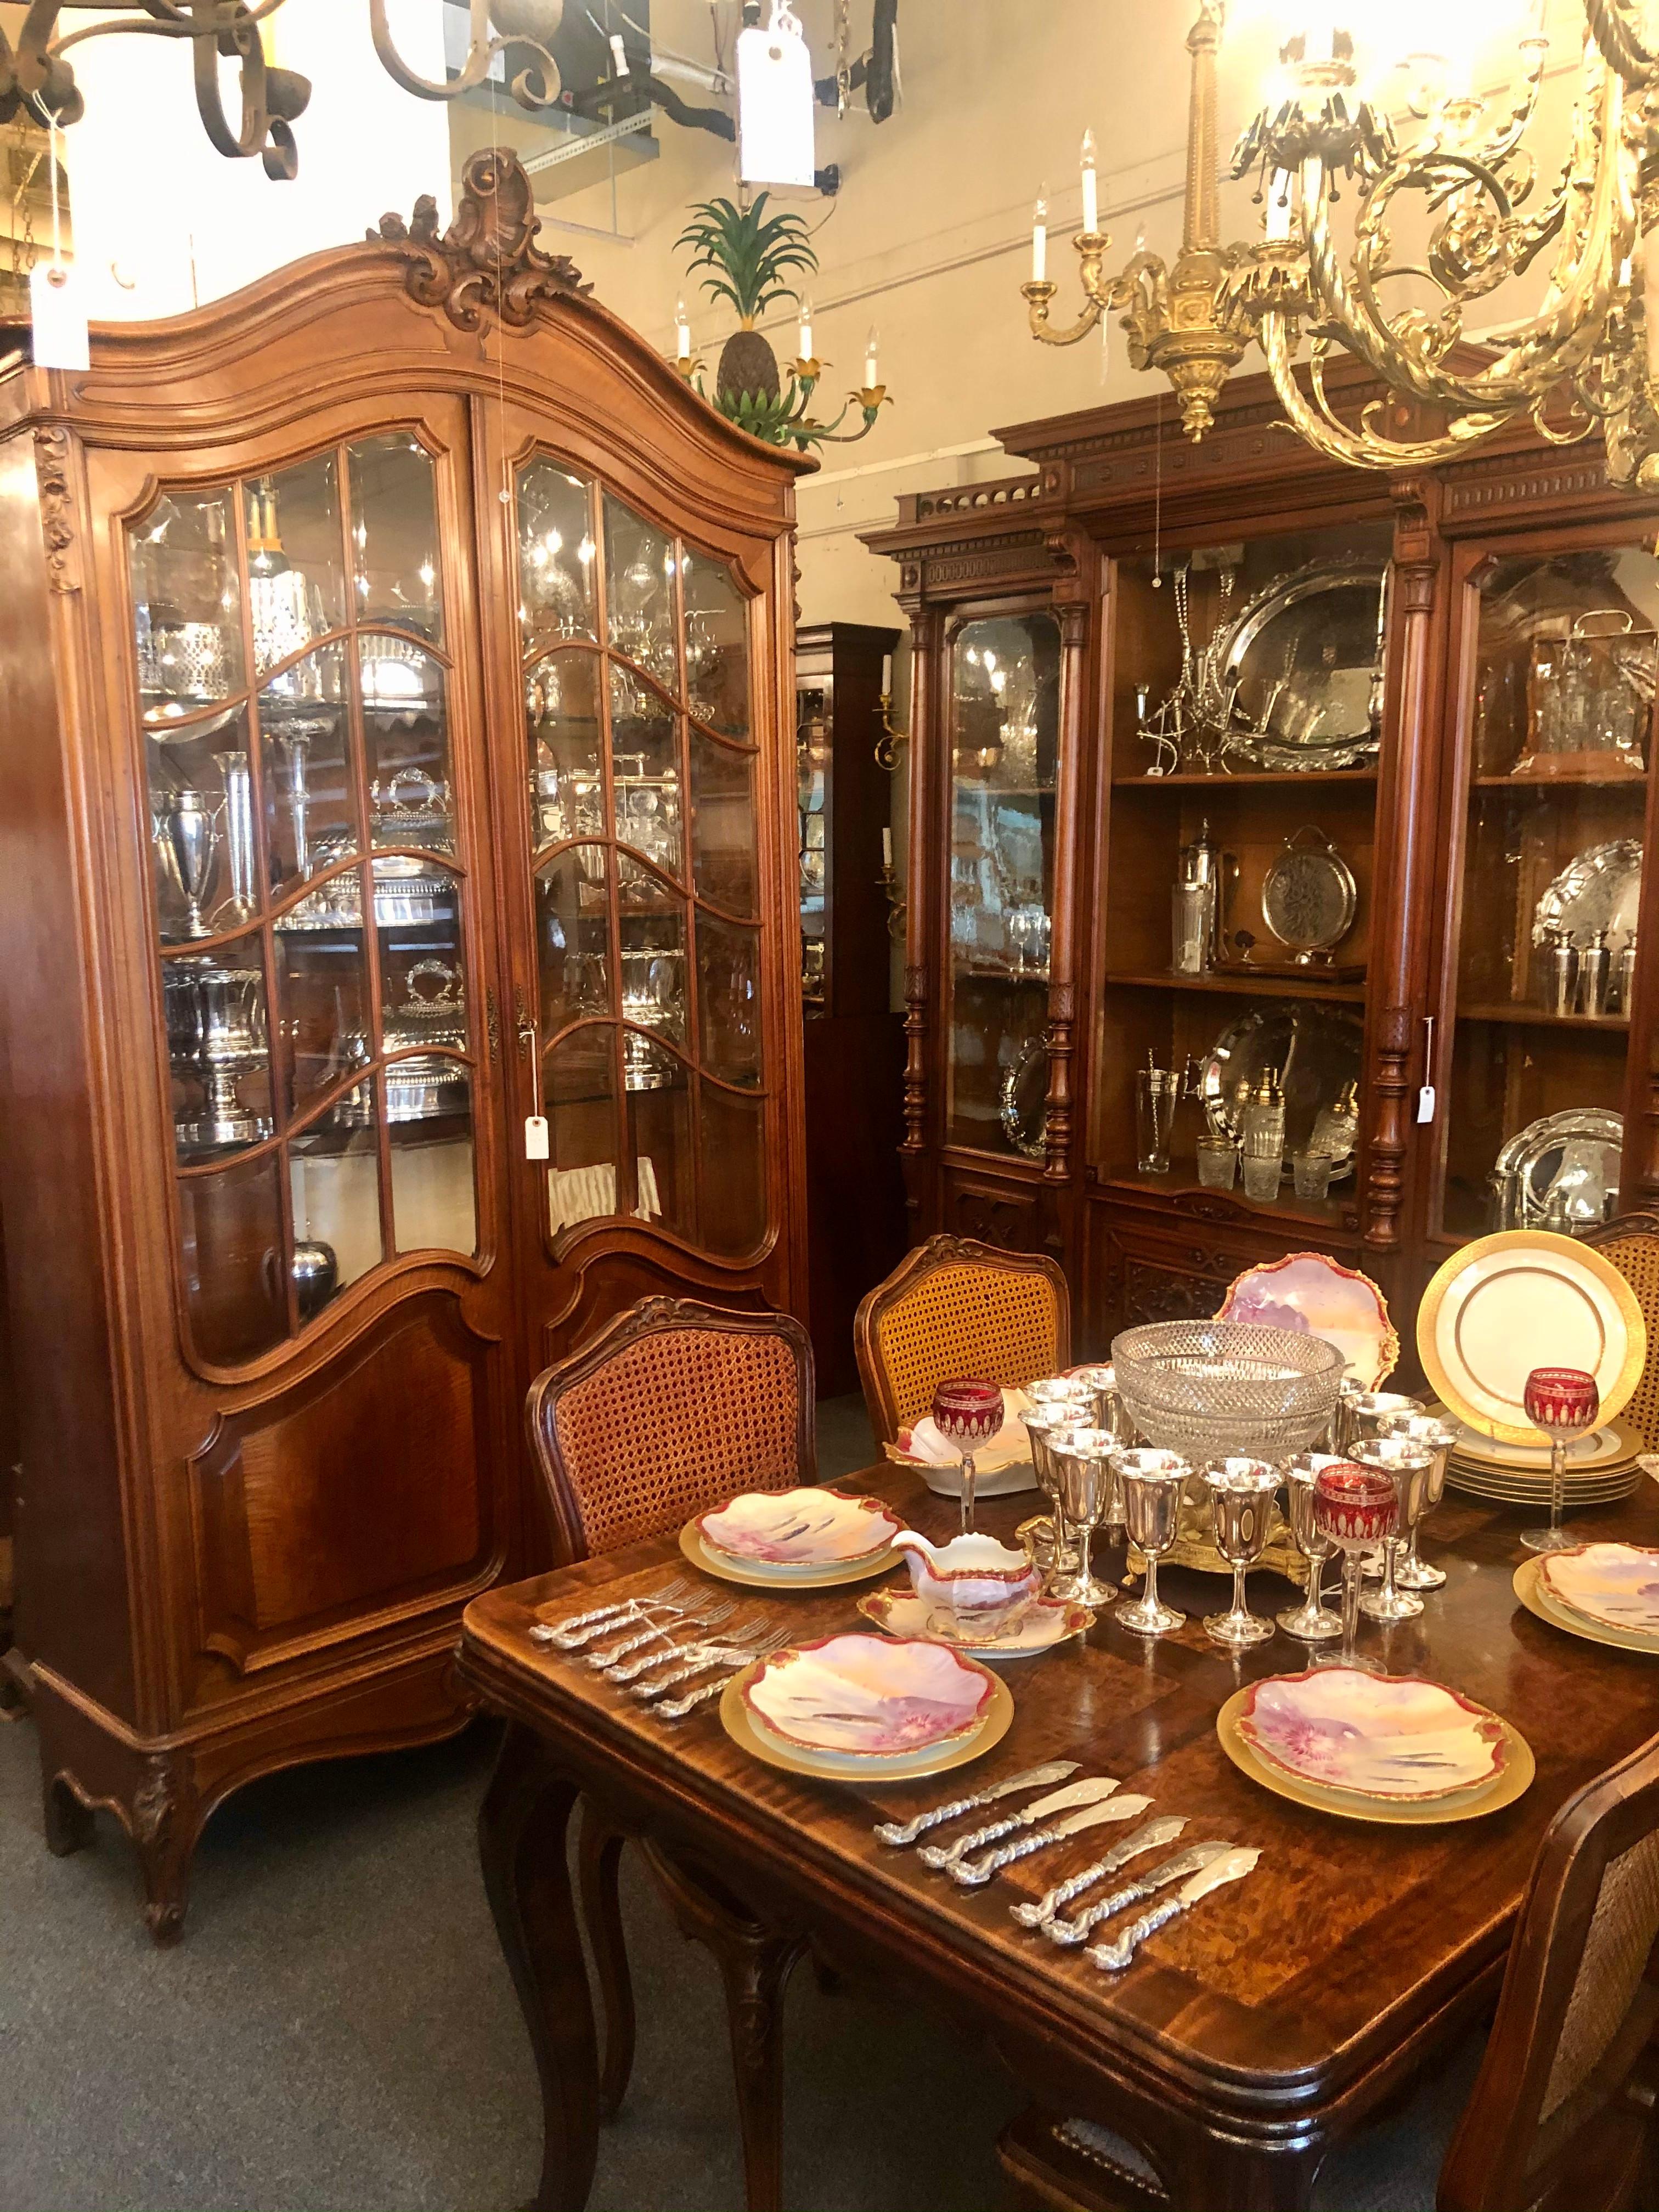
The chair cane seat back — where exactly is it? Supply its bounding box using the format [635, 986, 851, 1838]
[1579, 1210, 1659, 1451]
[526, 1297, 816, 1562]
[855, 1236, 1071, 1446]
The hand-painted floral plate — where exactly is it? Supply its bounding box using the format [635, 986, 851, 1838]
[695, 1488, 904, 1574]
[1514, 1557, 1659, 1655]
[1237, 1668, 1509, 1802]
[739, 1633, 997, 1766]
[855, 1587, 1093, 1658]
[1538, 1544, 1659, 1635]
[720, 1666, 1013, 1784]
[1218, 1251, 1399, 1391]
[1218, 1689, 1533, 1826]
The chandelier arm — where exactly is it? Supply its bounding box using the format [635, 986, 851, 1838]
[1256, 313, 1519, 471]
[53, 1, 288, 50]
[371, 0, 498, 98]
[1022, 282, 1105, 348]
[1587, 0, 1657, 84]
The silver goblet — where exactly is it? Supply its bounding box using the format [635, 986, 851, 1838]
[1201, 1458, 1279, 1649]
[1376, 1412, 1457, 1592]
[1347, 1394, 1424, 1577]
[1046, 1426, 1118, 1608]
[1353, 1436, 1435, 1623]
[1277, 1453, 1345, 1642]
[1113, 1447, 1188, 1637]
[1018, 1404, 1081, 1578]
[1070, 1363, 1132, 1534]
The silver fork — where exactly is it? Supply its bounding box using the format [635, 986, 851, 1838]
[605, 1613, 767, 1685]
[653, 1630, 789, 1719]
[589, 1600, 737, 1673]
[532, 1577, 696, 1649]
[628, 1622, 777, 1697]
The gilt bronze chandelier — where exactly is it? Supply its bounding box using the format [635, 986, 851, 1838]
[1024, 1, 1659, 494]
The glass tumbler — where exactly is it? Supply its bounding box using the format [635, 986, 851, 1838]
[1353, 1437, 1435, 1623]
[1113, 1447, 1189, 1637]
[1291, 1149, 1336, 1202]
[1195, 1135, 1239, 1190]
[1311, 1462, 1398, 1673]
[1376, 1412, 1457, 1590]
[1277, 1453, 1345, 1641]
[1240, 1140, 1283, 1203]
[1046, 1427, 1119, 1608]
[1201, 1458, 1279, 1647]
[1136, 1068, 1179, 1174]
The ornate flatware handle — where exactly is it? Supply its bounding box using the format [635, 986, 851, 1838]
[951, 1822, 1062, 1888]
[917, 1810, 1022, 1870]
[1012, 1857, 1115, 1931]
[585, 1621, 670, 1668]
[1046, 1878, 1146, 1946]
[1089, 1895, 1183, 1972]
[656, 1669, 741, 1720]
[637, 1646, 752, 1698]
[540, 1600, 637, 1649]
[608, 1640, 698, 1684]
[874, 1790, 989, 1848]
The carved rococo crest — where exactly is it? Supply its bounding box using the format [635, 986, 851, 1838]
[370, 148, 590, 335]
[33, 424, 78, 594]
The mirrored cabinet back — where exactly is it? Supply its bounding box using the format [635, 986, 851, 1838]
[0, 151, 808, 1940]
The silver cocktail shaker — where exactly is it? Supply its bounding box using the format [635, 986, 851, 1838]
[1544, 928, 1579, 1018]
[1618, 932, 1639, 1017]
[1580, 927, 1611, 1019]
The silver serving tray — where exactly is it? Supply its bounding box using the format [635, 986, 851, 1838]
[1203, 560, 1387, 771]
[1531, 838, 1643, 951]
[1489, 1108, 1623, 1229]
[1200, 1002, 1364, 1179]
[1260, 827, 1357, 958]
[999, 1034, 1048, 1159]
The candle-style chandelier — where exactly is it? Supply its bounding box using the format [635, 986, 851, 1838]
[1023, 1, 1659, 494]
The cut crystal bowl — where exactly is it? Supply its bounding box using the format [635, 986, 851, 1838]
[1110, 1319, 1344, 1464]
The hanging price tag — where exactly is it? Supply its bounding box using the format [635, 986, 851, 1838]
[736, 3, 816, 185]
[1416, 1084, 1436, 1125]
[30, 262, 89, 373]
[525, 1115, 550, 1161]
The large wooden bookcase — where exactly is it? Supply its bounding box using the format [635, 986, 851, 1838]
[865, 363, 1659, 1365]
[0, 152, 808, 1938]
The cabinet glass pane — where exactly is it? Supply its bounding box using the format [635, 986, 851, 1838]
[149, 706, 253, 942]
[246, 452, 345, 676]
[392, 1094, 477, 1258]
[699, 1086, 765, 1257]
[348, 434, 443, 642]
[528, 649, 603, 847]
[697, 912, 762, 1088]
[130, 486, 244, 723]
[290, 1087, 383, 1313]
[361, 635, 453, 855]
[545, 1026, 622, 1237]
[165, 933, 274, 1164]
[797, 684, 829, 1005]
[378, 867, 469, 1131]
[538, 844, 613, 1032]
[681, 547, 748, 738]
[519, 460, 597, 647]
[690, 730, 758, 916]
[622, 910, 689, 1075]
[177, 1149, 287, 1365]
[604, 492, 678, 688]
[630, 1075, 693, 1241]
[274, 919, 370, 1118]
[260, 650, 352, 900]
[1439, 547, 1655, 1238]
[945, 613, 1059, 1154]
[611, 665, 683, 879]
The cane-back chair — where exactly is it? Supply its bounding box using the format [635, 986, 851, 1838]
[997, 1731, 1659, 2212]
[854, 1234, 1071, 1448]
[1579, 1209, 1659, 1451]
[522, 1295, 816, 2154]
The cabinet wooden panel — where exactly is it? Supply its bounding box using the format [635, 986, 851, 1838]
[0, 152, 808, 1939]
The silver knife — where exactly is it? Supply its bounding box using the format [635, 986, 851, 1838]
[1046, 1841, 1233, 1946]
[950, 1793, 1155, 1889]
[917, 1776, 1119, 1871]
[1087, 1846, 1261, 1972]
[873, 1761, 1080, 1848]
[1010, 1815, 1188, 1929]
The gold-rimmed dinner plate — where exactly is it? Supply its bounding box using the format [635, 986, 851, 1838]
[1445, 1461, 1640, 1506]
[1513, 1556, 1659, 1656]
[1432, 1406, 1638, 1472]
[1417, 1231, 1646, 1448]
[1216, 1689, 1535, 1825]
[719, 1664, 1014, 1782]
[679, 1522, 900, 1590]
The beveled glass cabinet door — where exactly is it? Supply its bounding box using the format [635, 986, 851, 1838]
[129, 433, 481, 1367]
[514, 452, 769, 1260]
[944, 612, 1061, 1155]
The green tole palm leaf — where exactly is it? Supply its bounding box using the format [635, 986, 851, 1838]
[675, 192, 817, 324]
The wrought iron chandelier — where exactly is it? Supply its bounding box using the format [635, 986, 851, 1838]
[1023, 2, 1659, 494]
[0, 3, 566, 183]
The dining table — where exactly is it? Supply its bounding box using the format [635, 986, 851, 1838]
[456, 1460, 1659, 2212]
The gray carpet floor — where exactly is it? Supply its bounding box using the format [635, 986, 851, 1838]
[0, 1397, 1025, 2212]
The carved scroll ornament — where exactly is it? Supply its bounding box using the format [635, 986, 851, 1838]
[370, 147, 590, 335]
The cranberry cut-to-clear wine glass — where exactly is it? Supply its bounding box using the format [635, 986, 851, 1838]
[1520, 1367, 1599, 1555]
[932, 1377, 1004, 1534]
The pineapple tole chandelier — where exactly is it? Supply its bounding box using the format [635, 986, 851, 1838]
[1024, 0, 1659, 496]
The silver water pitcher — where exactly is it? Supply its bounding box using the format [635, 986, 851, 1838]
[155, 789, 218, 940]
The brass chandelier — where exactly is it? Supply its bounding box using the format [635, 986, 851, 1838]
[1024, 1, 1659, 492]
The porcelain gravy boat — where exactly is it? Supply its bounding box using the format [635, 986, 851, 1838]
[889, 1531, 1044, 1641]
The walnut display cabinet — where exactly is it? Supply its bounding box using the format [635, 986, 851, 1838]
[865, 362, 1659, 1362]
[0, 151, 808, 1939]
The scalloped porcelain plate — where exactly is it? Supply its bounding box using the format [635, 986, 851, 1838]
[1217, 1251, 1398, 1391]
[695, 1488, 904, 1572]
[1539, 1544, 1659, 1635]
[1237, 1669, 1510, 1802]
[855, 1587, 1093, 1658]
[739, 1633, 997, 1762]
[1417, 1231, 1647, 1447]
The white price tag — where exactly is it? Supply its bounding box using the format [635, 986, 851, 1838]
[30, 263, 89, 373]
[524, 1114, 550, 1161]
[1416, 1085, 1436, 1125]
[736, 5, 816, 185]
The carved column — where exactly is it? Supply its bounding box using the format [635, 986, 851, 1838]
[1364, 477, 1447, 1254]
[1044, 584, 1091, 1188]
[899, 602, 941, 1227]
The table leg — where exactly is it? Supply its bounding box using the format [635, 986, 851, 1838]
[478, 1724, 599, 2212]
[577, 1801, 636, 2119]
